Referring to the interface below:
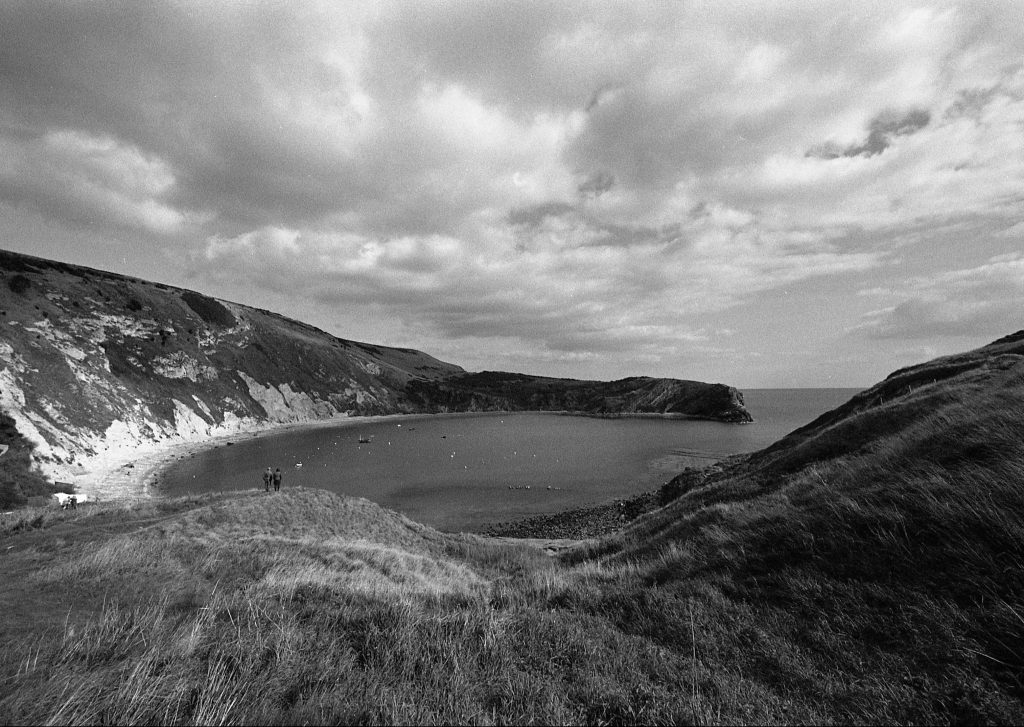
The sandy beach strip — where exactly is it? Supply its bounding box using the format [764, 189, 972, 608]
[71, 413, 433, 502]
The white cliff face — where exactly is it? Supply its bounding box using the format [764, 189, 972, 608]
[153, 351, 218, 381]
[237, 372, 342, 421]
[0, 365, 66, 463]
[1, 318, 392, 492]
[358, 360, 383, 376]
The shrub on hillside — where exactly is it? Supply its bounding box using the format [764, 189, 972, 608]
[8, 274, 31, 295]
[658, 467, 709, 505]
[180, 291, 235, 327]
[0, 413, 60, 509]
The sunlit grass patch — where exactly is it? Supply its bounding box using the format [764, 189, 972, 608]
[254, 538, 490, 607]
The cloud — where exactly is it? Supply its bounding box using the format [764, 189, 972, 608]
[807, 108, 931, 159]
[0, 129, 187, 234]
[198, 214, 883, 368]
[507, 202, 574, 228]
[577, 171, 615, 198]
[853, 253, 1024, 339]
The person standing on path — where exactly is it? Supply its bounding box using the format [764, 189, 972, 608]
[263, 467, 273, 492]
[273, 467, 282, 492]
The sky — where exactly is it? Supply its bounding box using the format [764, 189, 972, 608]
[1, 1, 1022, 388]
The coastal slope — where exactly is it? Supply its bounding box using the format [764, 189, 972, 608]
[0, 248, 750, 497]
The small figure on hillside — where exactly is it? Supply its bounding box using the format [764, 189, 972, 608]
[273, 467, 283, 492]
[263, 467, 273, 492]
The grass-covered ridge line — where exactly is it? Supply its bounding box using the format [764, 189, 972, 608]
[2, 334, 1023, 723]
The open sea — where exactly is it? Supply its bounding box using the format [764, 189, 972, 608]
[159, 389, 861, 531]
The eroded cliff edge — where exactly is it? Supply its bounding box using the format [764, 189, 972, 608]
[0, 249, 752, 493]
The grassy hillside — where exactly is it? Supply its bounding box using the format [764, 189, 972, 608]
[1, 335, 1023, 723]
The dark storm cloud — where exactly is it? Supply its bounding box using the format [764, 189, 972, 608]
[0, 1, 467, 236]
[807, 108, 931, 159]
[364, 0, 622, 114]
[507, 202, 574, 227]
[0, 2, 312, 227]
[577, 171, 615, 198]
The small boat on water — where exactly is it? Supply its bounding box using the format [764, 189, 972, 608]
[358, 435, 372, 443]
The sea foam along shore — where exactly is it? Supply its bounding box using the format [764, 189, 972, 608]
[68, 413, 429, 502]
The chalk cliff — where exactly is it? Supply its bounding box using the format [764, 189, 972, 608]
[0, 249, 751, 494]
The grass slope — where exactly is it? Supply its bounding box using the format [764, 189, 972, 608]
[1, 335, 1023, 724]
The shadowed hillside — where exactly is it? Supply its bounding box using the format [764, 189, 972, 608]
[1, 334, 1022, 723]
[0, 410, 67, 509]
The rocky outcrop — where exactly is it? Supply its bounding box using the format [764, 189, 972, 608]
[0, 249, 752, 494]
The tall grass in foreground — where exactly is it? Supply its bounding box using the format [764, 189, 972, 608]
[0, 490, 709, 725]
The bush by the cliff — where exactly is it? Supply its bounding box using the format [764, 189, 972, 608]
[0, 412, 62, 509]
[7, 274, 30, 295]
[180, 290, 235, 327]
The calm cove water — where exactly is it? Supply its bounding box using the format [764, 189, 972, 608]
[159, 389, 860, 531]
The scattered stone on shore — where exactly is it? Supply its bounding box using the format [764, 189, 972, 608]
[479, 490, 660, 540]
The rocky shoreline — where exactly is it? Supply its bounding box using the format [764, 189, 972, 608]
[477, 490, 662, 540]
[476, 463, 732, 540]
